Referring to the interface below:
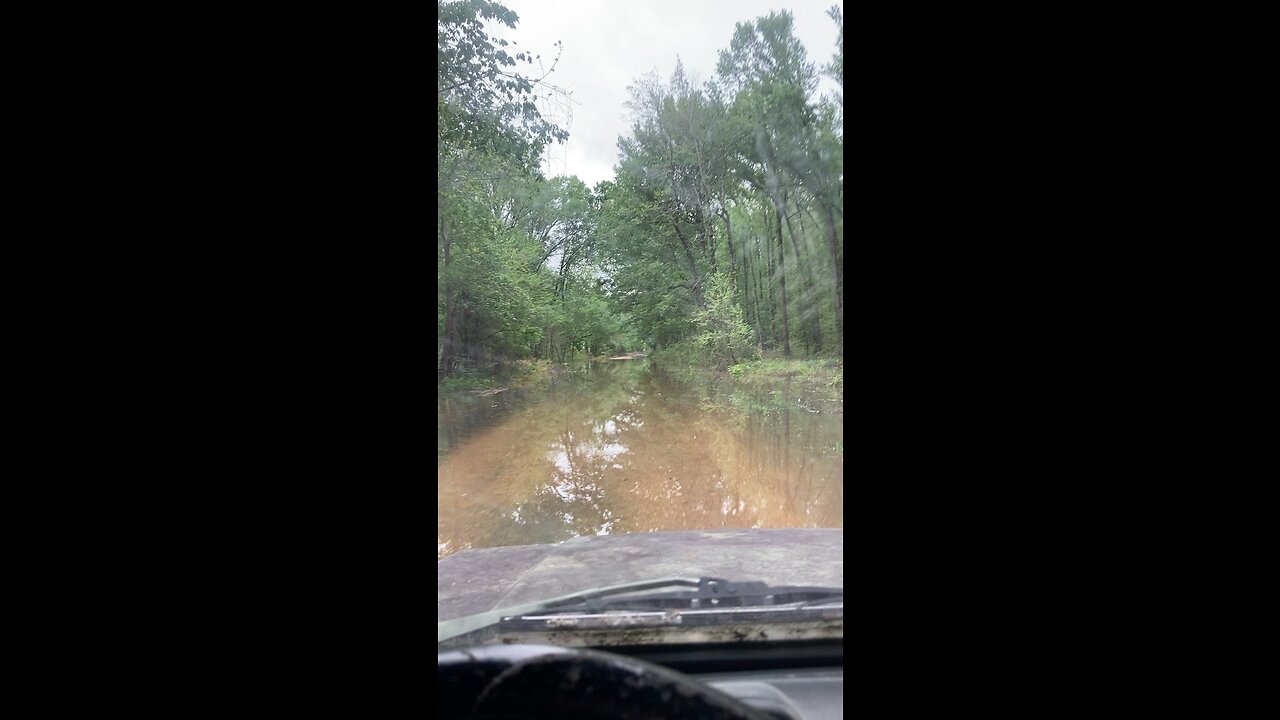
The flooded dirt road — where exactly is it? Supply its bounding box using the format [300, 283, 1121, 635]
[438, 359, 843, 559]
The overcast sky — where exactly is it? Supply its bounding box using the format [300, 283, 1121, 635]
[488, 0, 842, 189]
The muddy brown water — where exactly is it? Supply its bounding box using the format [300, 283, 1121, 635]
[438, 359, 843, 559]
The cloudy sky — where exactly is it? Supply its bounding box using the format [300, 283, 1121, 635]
[488, 0, 842, 189]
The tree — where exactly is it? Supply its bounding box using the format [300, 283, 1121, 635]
[438, 0, 567, 167]
[692, 273, 756, 368]
[438, 0, 570, 379]
[717, 10, 842, 356]
[437, 3, 843, 381]
[825, 5, 843, 124]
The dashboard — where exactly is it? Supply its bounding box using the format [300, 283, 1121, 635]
[438, 640, 843, 720]
[703, 668, 844, 720]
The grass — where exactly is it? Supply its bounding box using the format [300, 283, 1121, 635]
[651, 343, 843, 413]
[439, 359, 557, 394]
[726, 357, 843, 411]
[441, 350, 843, 413]
[439, 372, 489, 392]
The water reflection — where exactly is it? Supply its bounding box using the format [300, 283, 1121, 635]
[437, 360, 842, 559]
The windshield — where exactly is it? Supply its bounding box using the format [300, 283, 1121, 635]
[438, 0, 843, 647]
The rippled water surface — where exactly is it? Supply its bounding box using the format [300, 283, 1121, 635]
[438, 359, 843, 559]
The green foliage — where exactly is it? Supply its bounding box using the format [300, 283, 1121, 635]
[438, 2, 841, 381]
[438, 0, 567, 165]
[825, 6, 843, 116]
[440, 370, 489, 391]
[721, 358, 843, 410]
[691, 273, 756, 369]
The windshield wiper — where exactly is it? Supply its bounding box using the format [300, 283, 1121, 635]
[437, 577, 842, 644]
[525, 577, 842, 613]
[439, 577, 704, 643]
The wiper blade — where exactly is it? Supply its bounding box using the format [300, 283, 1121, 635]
[530, 577, 843, 613]
[438, 577, 706, 643]
[437, 577, 842, 644]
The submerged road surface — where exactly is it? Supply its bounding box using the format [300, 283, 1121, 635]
[438, 358, 843, 559]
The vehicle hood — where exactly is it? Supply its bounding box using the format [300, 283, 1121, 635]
[438, 528, 843, 623]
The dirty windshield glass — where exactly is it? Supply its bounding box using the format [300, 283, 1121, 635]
[438, 0, 842, 592]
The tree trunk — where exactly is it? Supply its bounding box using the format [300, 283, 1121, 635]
[823, 201, 843, 356]
[722, 209, 738, 291]
[672, 222, 704, 306]
[734, 211, 761, 350]
[783, 192, 821, 353]
[753, 235, 766, 350]
[439, 211, 458, 380]
[774, 197, 790, 357]
[753, 126, 790, 357]
[705, 216, 717, 276]
[762, 211, 775, 343]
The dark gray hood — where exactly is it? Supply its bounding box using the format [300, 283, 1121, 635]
[438, 528, 843, 623]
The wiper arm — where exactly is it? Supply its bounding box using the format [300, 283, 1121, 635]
[438, 577, 843, 644]
[532, 577, 843, 613]
[438, 577, 705, 643]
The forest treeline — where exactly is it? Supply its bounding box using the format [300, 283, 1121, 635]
[439, 0, 843, 379]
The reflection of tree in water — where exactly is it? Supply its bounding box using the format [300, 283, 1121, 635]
[438, 390, 530, 461]
[502, 476, 616, 546]
[508, 366, 843, 539]
[440, 359, 842, 557]
[494, 364, 650, 545]
[668, 372, 844, 531]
